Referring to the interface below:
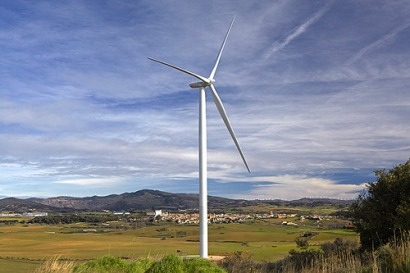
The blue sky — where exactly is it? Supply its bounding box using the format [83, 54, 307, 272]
[1, 0, 409, 200]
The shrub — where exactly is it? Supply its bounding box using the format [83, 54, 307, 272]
[184, 258, 227, 273]
[146, 255, 185, 273]
[131, 259, 155, 273]
[295, 237, 309, 249]
[218, 251, 265, 273]
[321, 238, 359, 257]
[375, 236, 410, 273]
[283, 249, 323, 272]
[74, 256, 132, 273]
[73, 256, 156, 273]
[253, 239, 364, 273]
[145, 254, 227, 273]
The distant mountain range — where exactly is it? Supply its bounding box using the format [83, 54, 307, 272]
[0, 189, 353, 213]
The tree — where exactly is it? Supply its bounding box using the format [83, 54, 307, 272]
[351, 159, 410, 251]
[295, 237, 309, 249]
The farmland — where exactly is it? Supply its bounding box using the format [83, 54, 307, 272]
[0, 204, 357, 273]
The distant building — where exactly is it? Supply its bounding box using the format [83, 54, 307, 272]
[23, 212, 48, 217]
[155, 210, 162, 217]
[0, 211, 48, 217]
[0, 212, 21, 217]
[113, 211, 130, 215]
[146, 210, 163, 217]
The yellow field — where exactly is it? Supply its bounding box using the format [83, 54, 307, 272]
[0, 218, 358, 272]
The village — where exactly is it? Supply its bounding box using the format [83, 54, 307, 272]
[0, 211, 48, 217]
[0, 208, 353, 230]
[0, 209, 327, 226]
[145, 209, 327, 226]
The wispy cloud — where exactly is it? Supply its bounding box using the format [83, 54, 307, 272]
[348, 20, 410, 64]
[264, 1, 333, 59]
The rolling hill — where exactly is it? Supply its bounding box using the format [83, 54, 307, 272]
[0, 189, 353, 213]
[1, 190, 250, 212]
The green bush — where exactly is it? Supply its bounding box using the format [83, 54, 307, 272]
[146, 254, 226, 273]
[73, 256, 155, 273]
[146, 255, 185, 273]
[351, 160, 410, 251]
[184, 258, 227, 273]
[131, 259, 155, 273]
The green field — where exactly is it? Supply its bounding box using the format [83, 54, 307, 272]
[0, 216, 358, 272]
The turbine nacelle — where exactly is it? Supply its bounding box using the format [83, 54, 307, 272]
[189, 79, 214, 89]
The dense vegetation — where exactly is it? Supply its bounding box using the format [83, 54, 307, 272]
[28, 214, 122, 225]
[351, 159, 410, 250]
[219, 237, 409, 273]
[34, 255, 226, 273]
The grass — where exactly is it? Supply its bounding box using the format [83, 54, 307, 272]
[24, 236, 410, 273]
[0, 258, 42, 273]
[217, 236, 410, 273]
[4, 215, 406, 273]
[34, 256, 75, 273]
[0, 218, 357, 272]
[32, 255, 226, 273]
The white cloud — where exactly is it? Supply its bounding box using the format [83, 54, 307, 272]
[232, 175, 367, 200]
[54, 177, 126, 187]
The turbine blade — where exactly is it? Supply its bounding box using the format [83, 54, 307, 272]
[209, 15, 236, 80]
[148, 57, 209, 83]
[209, 84, 250, 173]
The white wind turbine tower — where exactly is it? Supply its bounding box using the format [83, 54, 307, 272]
[148, 16, 250, 258]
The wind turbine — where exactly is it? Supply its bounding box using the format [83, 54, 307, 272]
[148, 16, 250, 258]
